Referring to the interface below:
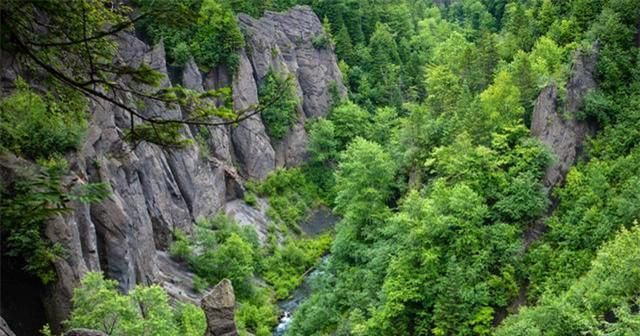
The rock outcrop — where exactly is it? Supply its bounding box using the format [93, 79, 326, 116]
[531, 45, 598, 189]
[523, 45, 598, 250]
[225, 198, 270, 244]
[201, 279, 238, 336]
[0, 317, 15, 336]
[0, 5, 344, 334]
[238, 6, 347, 169]
[506, 45, 600, 319]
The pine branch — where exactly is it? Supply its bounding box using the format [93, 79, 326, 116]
[7, 27, 290, 128]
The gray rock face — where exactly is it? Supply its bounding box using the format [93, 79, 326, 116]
[531, 45, 598, 189]
[531, 85, 568, 188]
[231, 50, 276, 180]
[201, 279, 238, 336]
[274, 119, 309, 167]
[0, 6, 344, 333]
[0, 316, 16, 336]
[43, 211, 93, 331]
[64, 329, 108, 336]
[156, 251, 203, 304]
[182, 57, 204, 92]
[238, 5, 346, 168]
[523, 45, 599, 251]
[224, 198, 270, 244]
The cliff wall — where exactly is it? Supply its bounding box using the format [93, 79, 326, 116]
[0, 6, 344, 333]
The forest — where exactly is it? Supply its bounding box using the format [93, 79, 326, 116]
[1, 0, 640, 335]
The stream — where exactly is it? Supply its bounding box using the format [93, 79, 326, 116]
[273, 255, 329, 335]
[273, 207, 338, 336]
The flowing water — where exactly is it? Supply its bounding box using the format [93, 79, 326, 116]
[273, 207, 338, 335]
[273, 256, 329, 336]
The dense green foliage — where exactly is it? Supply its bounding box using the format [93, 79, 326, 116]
[0, 79, 87, 160]
[170, 214, 260, 297]
[137, 0, 244, 69]
[280, 0, 640, 335]
[498, 225, 640, 336]
[169, 211, 330, 335]
[3, 0, 640, 335]
[67, 272, 206, 336]
[248, 168, 319, 232]
[261, 234, 331, 299]
[258, 70, 299, 139]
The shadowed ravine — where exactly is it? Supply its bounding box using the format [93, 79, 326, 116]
[274, 207, 337, 335]
[274, 255, 330, 336]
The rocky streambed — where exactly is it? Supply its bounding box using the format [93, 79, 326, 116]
[273, 207, 338, 335]
[274, 255, 329, 336]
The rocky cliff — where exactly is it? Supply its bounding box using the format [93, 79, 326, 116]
[501, 44, 599, 319]
[522, 44, 598, 249]
[531, 44, 598, 190]
[0, 6, 344, 334]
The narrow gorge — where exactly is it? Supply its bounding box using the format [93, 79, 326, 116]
[1, 5, 344, 335]
[2, 1, 640, 336]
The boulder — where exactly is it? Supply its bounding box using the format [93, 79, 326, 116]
[201, 279, 238, 336]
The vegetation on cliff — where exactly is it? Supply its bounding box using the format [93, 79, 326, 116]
[2, 0, 640, 335]
[66, 272, 206, 336]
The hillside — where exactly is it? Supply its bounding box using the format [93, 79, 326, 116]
[1, 1, 640, 336]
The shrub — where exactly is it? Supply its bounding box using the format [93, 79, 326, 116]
[0, 78, 86, 159]
[312, 17, 335, 50]
[244, 192, 258, 207]
[169, 229, 193, 261]
[254, 168, 319, 231]
[307, 118, 338, 164]
[236, 287, 278, 336]
[312, 34, 332, 49]
[260, 234, 332, 299]
[328, 101, 370, 150]
[136, 0, 244, 70]
[169, 214, 259, 298]
[190, 233, 255, 297]
[192, 275, 208, 294]
[258, 70, 299, 140]
[67, 272, 206, 336]
[175, 302, 207, 336]
[190, 0, 245, 71]
[0, 156, 108, 284]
